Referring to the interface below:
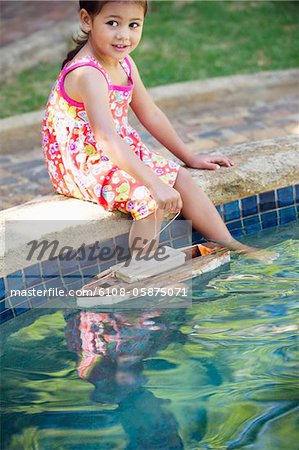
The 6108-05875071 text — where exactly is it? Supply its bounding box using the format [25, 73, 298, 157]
[9, 286, 189, 299]
[82, 287, 189, 298]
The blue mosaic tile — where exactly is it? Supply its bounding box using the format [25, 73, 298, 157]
[160, 224, 170, 243]
[62, 273, 83, 289]
[73, 245, 93, 269]
[41, 258, 60, 278]
[116, 250, 130, 263]
[172, 235, 192, 249]
[170, 220, 191, 239]
[59, 253, 79, 276]
[277, 186, 294, 208]
[81, 265, 101, 282]
[216, 205, 223, 218]
[226, 220, 243, 232]
[192, 232, 205, 245]
[241, 195, 258, 217]
[261, 211, 278, 229]
[65, 279, 84, 292]
[65, 270, 84, 278]
[92, 245, 113, 264]
[99, 239, 122, 263]
[113, 233, 125, 248]
[14, 301, 31, 316]
[295, 185, 299, 203]
[230, 228, 244, 238]
[63, 276, 84, 290]
[27, 283, 48, 307]
[0, 308, 14, 324]
[243, 216, 262, 234]
[224, 200, 241, 221]
[279, 206, 297, 224]
[100, 260, 119, 272]
[0, 278, 5, 300]
[24, 263, 42, 288]
[116, 252, 130, 263]
[30, 295, 48, 308]
[0, 298, 9, 313]
[44, 276, 66, 291]
[8, 295, 28, 308]
[6, 270, 24, 293]
[259, 191, 276, 212]
[28, 284, 48, 308]
[114, 235, 130, 262]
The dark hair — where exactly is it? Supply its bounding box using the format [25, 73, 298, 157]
[61, 0, 148, 69]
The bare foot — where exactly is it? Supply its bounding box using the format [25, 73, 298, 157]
[236, 246, 279, 263]
[215, 239, 279, 263]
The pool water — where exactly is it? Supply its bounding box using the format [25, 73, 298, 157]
[1, 222, 298, 450]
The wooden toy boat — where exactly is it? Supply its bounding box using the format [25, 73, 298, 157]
[77, 242, 230, 307]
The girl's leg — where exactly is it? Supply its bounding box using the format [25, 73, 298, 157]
[128, 208, 164, 258]
[173, 167, 274, 257]
[173, 167, 232, 242]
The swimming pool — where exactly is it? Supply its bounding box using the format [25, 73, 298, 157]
[1, 221, 298, 449]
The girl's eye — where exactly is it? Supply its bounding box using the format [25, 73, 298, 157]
[129, 22, 139, 29]
[106, 20, 118, 27]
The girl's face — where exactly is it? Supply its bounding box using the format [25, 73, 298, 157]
[81, 2, 145, 62]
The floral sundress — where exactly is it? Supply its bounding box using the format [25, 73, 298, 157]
[42, 55, 180, 220]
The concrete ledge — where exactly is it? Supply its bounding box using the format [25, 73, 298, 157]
[1, 197, 129, 276]
[148, 68, 299, 110]
[1, 68, 298, 154]
[189, 134, 299, 204]
[1, 135, 298, 277]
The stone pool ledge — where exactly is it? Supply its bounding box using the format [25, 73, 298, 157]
[1, 135, 298, 277]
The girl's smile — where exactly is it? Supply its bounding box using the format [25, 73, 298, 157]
[112, 44, 130, 53]
[80, 2, 144, 67]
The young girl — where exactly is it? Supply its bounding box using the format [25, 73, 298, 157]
[42, 0, 271, 260]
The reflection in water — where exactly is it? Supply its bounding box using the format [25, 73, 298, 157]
[65, 309, 188, 449]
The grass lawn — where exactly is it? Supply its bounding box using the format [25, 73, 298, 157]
[1, 0, 298, 118]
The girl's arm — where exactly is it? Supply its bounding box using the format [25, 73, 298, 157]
[129, 57, 233, 170]
[76, 67, 159, 188]
[75, 67, 182, 212]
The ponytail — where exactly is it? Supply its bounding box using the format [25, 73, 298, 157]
[61, 32, 89, 69]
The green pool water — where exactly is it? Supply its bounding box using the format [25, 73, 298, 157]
[1, 222, 298, 450]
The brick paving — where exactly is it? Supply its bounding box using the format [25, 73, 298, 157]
[1, 1, 77, 46]
[1, 95, 298, 210]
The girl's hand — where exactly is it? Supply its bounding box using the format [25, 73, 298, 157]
[185, 153, 234, 170]
[150, 181, 182, 213]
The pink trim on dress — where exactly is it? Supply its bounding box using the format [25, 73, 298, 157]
[110, 57, 134, 91]
[59, 56, 134, 106]
[110, 84, 133, 92]
[59, 61, 111, 107]
[125, 56, 133, 78]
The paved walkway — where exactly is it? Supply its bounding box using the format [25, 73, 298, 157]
[1, 1, 77, 46]
[0, 94, 297, 210]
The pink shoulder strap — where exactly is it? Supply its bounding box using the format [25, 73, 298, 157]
[59, 57, 111, 106]
[123, 56, 133, 77]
